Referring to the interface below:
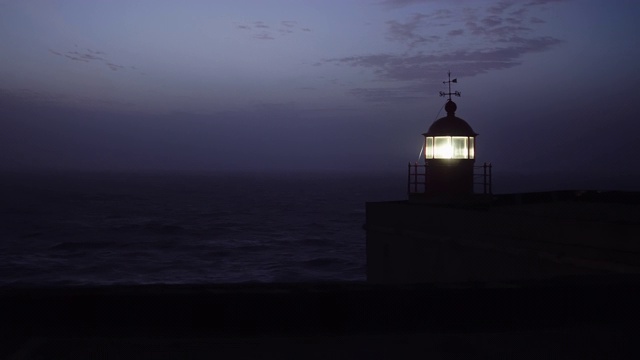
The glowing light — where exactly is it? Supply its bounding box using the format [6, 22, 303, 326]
[452, 137, 468, 158]
[434, 137, 453, 158]
[425, 136, 474, 159]
[425, 137, 433, 158]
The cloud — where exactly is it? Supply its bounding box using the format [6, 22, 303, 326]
[326, 2, 567, 103]
[383, 9, 454, 47]
[324, 35, 562, 100]
[380, 4, 534, 55]
[379, 0, 441, 8]
[386, 13, 442, 48]
[509, 8, 528, 17]
[48, 46, 136, 73]
[236, 20, 311, 40]
[488, 1, 516, 14]
[64, 54, 89, 62]
[329, 36, 562, 80]
[466, 22, 531, 38]
[254, 32, 275, 40]
[107, 63, 125, 71]
[381, 1, 562, 50]
[525, 0, 568, 6]
[481, 15, 503, 27]
[380, 0, 568, 8]
[67, 51, 105, 62]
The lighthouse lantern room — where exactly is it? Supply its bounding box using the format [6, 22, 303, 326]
[408, 72, 491, 200]
[423, 99, 476, 160]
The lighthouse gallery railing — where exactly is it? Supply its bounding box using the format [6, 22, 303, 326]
[407, 162, 492, 195]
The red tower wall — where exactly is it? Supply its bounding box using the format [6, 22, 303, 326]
[425, 159, 475, 195]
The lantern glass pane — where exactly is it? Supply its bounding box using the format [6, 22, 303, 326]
[452, 137, 468, 159]
[469, 137, 475, 159]
[434, 137, 452, 159]
[425, 137, 433, 158]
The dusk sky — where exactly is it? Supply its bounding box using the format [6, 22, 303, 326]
[1, 0, 639, 189]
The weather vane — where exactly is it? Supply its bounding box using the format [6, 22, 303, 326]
[439, 71, 461, 101]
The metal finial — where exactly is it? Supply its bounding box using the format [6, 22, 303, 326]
[439, 71, 461, 100]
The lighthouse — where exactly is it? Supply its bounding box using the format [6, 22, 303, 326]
[366, 72, 640, 285]
[408, 72, 491, 201]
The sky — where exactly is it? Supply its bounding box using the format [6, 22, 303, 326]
[1, 0, 639, 189]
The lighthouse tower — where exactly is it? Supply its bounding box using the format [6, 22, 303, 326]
[408, 72, 490, 201]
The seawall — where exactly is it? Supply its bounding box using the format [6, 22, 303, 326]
[366, 190, 640, 283]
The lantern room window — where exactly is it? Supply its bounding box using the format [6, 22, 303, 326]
[425, 136, 475, 159]
[425, 137, 433, 158]
[434, 137, 452, 158]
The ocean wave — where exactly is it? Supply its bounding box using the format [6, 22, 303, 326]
[49, 241, 122, 251]
[301, 257, 349, 269]
[0, 172, 395, 285]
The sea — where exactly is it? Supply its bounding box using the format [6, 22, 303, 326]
[0, 171, 405, 286]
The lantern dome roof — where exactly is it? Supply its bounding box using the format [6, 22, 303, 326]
[422, 100, 477, 137]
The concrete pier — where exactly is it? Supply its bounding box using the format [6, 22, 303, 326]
[366, 190, 640, 283]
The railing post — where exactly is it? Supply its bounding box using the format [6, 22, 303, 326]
[488, 162, 492, 195]
[414, 163, 418, 193]
[483, 163, 488, 195]
[407, 162, 411, 195]
[423, 163, 427, 193]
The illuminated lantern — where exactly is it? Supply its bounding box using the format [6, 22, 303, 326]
[424, 100, 476, 161]
[422, 98, 477, 195]
[408, 72, 490, 199]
